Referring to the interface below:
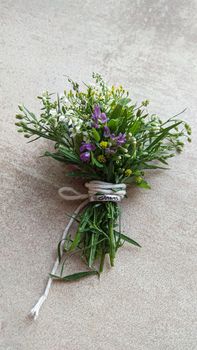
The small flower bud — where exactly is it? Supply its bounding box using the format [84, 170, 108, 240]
[135, 176, 142, 184]
[176, 145, 182, 152]
[125, 169, 132, 177]
[142, 99, 150, 107]
[130, 137, 136, 144]
[99, 141, 108, 149]
[16, 114, 23, 120]
[97, 155, 106, 163]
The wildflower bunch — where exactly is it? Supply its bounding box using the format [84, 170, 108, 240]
[16, 73, 191, 281]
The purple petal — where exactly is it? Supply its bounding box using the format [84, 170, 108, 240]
[92, 122, 99, 129]
[103, 126, 111, 137]
[116, 133, 126, 145]
[93, 105, 101, 118]
[110, 133, 116, 140]
[100, 112, 108, 123]
[80, 142, 96, 152]
[80, 152, 90, 162]
[80, 143, 86, 152]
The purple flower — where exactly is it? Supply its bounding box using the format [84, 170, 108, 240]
[116, 133, 126, 145]
[105, 148, 116, 154]
[92, 105, 101, 119]
[103, 126, 111, 137]
[109, 132, 126, 146]
[92, 105, 108, 126]
[93, 122, 99, 129]
[92, 105, 100, 123]
[80, 152, 90, 162]
[110, 133, 116, 140]
[100, 112, 107, 123]
[80, 142, 96, 152]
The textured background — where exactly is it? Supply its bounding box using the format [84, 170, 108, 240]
[0, 1, 197, 349]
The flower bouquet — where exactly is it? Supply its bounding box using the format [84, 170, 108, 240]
[15, 73, 191, 318]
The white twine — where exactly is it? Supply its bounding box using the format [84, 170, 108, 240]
[29, 181, 126, 320]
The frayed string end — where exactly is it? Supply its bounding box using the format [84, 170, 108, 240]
[29, 295, 47, 320]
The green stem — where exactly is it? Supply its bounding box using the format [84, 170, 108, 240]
[109, 217, 115, 267]
[99, 248, 105, 273]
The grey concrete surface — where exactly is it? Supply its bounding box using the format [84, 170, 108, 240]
[0, 1, 197, 349]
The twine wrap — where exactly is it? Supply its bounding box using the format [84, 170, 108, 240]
[29, 181, 126, 320]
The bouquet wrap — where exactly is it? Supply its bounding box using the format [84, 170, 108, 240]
[15, 73, 191, 319]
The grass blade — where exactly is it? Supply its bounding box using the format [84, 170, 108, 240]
[146, 121, 182, 151]
[115, 231, 141, 247]
[50, 270, 98, 282]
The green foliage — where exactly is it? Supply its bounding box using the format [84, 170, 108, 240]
[15, 74, 191, 187]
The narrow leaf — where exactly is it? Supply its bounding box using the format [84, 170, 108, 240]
[115, 231, 141, 247]
[50, 270, 98, 281]
[92, 128, 100, 142]
[146, 121, 182, 151]
[136, 180, 151, 189]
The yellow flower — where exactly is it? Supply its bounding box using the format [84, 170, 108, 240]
[125, 169, 132, 177]
[99, 141, 108, 149]
[97, 155, 106, 163]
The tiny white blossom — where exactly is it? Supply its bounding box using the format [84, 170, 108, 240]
[50, 110, 58, 117]
[59, 115, 66, 122]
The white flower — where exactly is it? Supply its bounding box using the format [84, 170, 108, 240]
[59, 115, 66, 122]
[50, 110, 58, 117]
[59, 113, 84, 137]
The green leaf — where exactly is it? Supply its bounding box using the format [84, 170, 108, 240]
[74, 133, 83, 152]
[110, 104, 123, 119]
[146, 121, 182, 151]
[92, 128, 100, 142]
[114, 231, 141, 247]
[59, 145, 81, 164]
[108, 119, 119, 131]
[22, 105, 37, 121]
[88, 232, 99, 267]
[69, 228, 81, 251]
[130, 119, 142, 134]
[118, 97, 131, 106]
[50, 270, 98, 281]
[91, 153, 104, 168]
[44, 151, 68, 163]
[140, 162, 168, 170]
[136, 180, 151, 189]
[118, 109, 130, 132]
